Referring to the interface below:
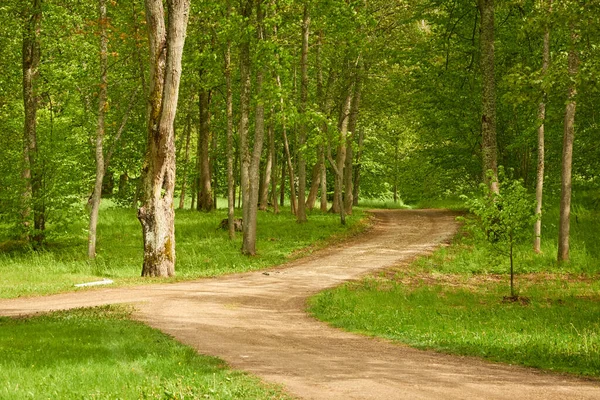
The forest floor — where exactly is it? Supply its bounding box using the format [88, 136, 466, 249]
[1, 209, 599, 399]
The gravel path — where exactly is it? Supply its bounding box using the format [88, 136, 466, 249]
[2, 209, 599, 399]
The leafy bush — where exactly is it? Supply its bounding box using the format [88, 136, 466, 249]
[461, 169, 537, 297]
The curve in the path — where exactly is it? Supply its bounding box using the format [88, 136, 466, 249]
[1, 209, 599, 400]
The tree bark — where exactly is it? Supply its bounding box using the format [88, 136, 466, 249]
[259, 117, 273, 211]
[178, 112, 192, 209]
[22, 0, 43, 244]
[558, 27, 578, 263]
[197, 89, 213, 211]
[478, 0, 499, 194]
[353, 127, 365, 206]
[329, 86, 353, 224]
[534, 0, 551, 253]
[241, 0, 266, 255]
[319, 147, 328, 211]
[280, 147, 286, 207]
[138, 0, 190, 277]
[296, 4, 310, 223]
[269, 116, 280, 214]
[88, 0, 108, 259]
[277, 74, 297, 214]
[344, 70, 362, 215]
[305, 162, 320, 210]
[225, 6, 236, 239]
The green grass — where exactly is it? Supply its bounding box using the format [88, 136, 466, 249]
[0, 305, 291, 399]
[309, 201, 600, 378]
[356, 198, 409, 209]
[0, 206, 366, 299]
[309, 278, 600, 377]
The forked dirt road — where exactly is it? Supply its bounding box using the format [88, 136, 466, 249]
[1, 209, 599, 399]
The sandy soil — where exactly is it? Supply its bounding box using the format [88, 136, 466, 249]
[1, 209, 599, 399]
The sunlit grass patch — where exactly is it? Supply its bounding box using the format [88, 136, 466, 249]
[0, 305, 291, 399]
[0, 207, 367, 298]
[309, 277, 600, 377]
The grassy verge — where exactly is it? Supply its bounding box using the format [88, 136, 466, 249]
[309, 202, 600, 378]
[0, 207, 366, 299]
[0, 305, 291, 399]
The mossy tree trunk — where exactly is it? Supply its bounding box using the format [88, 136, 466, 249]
[138, 0, 190, 277]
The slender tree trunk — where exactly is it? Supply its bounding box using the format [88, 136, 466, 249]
[22, 0, 43, 243]
[344, 70, 362, 215]
[315, 32, 328, 213]
[280, 148, 286, 207]
[353, 127, 365, 206]
[88, 0, 108, 259]
[534, 1, 550, 253]
[296, 4, 310, 223]
[270, 116, 279, 214]
[306, 162, 320, 210]
[478, 0, 499, 194]
[558, 27, 578, 263]
[178, 113, 192, 209]
[276, 74, 297, 214]
[329, 86, 353, 224]
[241, 0, 266, 255]
[138, 0, 190, 277]
[319, 147, 328, 211]
[225, 9, 235, 239]
[259, 117, 273, 210]
[331, 87, 353, 215]
[197, 89, 213, 211]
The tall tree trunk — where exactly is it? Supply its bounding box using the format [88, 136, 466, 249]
[558, 27, 578, 263]
[344, 69, 362, 215]
[534, 0, 551, 253]
[277, 74, 297, 214]
[138, 0, 190, 277]
[259, 116, 273, 210]
[178, 112, 192, 209]
[22, 0, 43, 244]
[305, 162, 320, 210]
[319, 147, 328, 211]
[241, 0, 266, 255]
[88, 0, 108, 259]
[225, 7, 236, 239]
[315, 32, 328, 213]
[331, 87, 353, 216]
[296, 4, 310, 223]
[353, 127, 365, 206]
[197, 89, 213, 211]
[478, 0, 499, 194]
[270, 115, 279, 214]
[280, 147, 286, 207]
[329, 86, 353, 224]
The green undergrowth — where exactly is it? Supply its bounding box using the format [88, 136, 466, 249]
[0, 206, 366, 299]
[0, 305, 291, 399]
[309, 201, 600, 378]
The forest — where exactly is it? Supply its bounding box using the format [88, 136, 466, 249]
[1, 0, 600, 397]
[2, 0, 599, 274]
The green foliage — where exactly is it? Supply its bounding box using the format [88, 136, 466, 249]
[0, 305, 291, 399]
[461, 170, 537, 296]
[461, 171, 537, 251]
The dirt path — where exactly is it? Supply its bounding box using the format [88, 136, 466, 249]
[1, 209, 599, 399]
